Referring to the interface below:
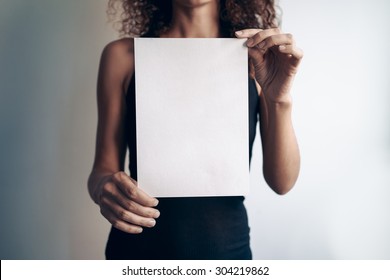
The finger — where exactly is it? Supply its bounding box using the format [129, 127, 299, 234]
[115, 191, 161, 219]
[102, 176, 160, 219]
[111, 171, 159, 207]
[278, 45, 304, 60]
[101, 195, 157, 228]
[100, 207, 143, 234]
[248, 48, 267, 69]
[250, 33, 294, 53]
[235, 28, 263, 38]
[246, 28, 282, 47]
[102, 180, 159, 218]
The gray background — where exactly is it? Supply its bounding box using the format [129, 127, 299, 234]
[0, 0, 389, 259]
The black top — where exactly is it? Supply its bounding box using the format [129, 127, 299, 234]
[105, 75, 259, 260]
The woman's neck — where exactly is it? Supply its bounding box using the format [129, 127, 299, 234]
[163, 1, 220, 38]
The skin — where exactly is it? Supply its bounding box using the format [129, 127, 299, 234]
[88, 0, 303, 234]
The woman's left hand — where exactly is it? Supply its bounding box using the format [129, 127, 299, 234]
[236, 28, 303, 103]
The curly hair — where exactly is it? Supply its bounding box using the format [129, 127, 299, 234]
[107, 0, 280, 38]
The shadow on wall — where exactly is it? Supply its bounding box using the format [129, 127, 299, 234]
[0, 0, 113, 259]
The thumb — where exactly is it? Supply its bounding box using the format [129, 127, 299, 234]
[248, 48, 265, 68]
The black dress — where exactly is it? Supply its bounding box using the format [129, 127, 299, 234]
[105, 75, 259, 260]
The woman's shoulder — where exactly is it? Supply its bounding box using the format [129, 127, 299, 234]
[101, 38, 135, 67]
[99, 38, 135, 92]
[103, 38, 134, 57]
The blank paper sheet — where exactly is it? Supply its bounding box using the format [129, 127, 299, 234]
[134, 38, 249, 197]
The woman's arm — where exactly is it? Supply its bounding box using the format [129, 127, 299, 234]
[88, 39, 159, 234]
[258, 87, 300, 194]
[236, 28, 303, 194]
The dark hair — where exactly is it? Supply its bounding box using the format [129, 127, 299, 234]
[107, 0, 280, 38]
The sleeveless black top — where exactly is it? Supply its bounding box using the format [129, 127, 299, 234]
[105, 74, 259, 260]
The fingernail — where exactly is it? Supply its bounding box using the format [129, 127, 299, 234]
[136, 227, 143, 233]
[153, 199, 159, 206]
[279, 45, 286, 50]
[246, 38, 253, 46]
[235, 30, 242, 36]
[149, 219, 156, 227]
[154, 210, 160, 218]
[258, 40, 266, 49]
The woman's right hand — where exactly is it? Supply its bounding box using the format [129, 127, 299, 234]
[90, 39, 159, 234]
[98, 171, 160, 234]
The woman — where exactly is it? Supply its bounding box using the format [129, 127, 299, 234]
[88, 0, 302, 259]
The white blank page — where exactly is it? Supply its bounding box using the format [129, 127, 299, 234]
[134, 38, 249, 197]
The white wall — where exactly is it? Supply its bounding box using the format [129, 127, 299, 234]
[246, 0, 390, 259]
[0, 0, 389, 259]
